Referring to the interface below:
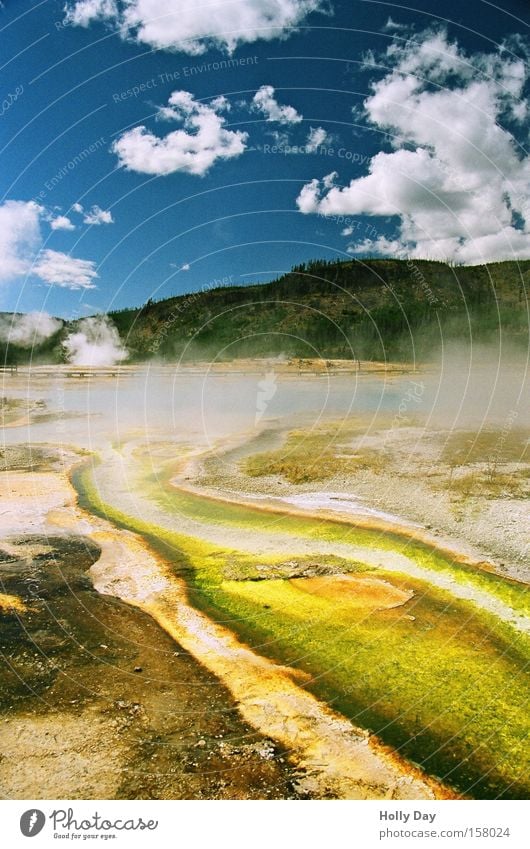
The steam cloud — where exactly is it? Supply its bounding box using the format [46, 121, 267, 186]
[0, 311, 63, 347]
[63, 316, 128, 366]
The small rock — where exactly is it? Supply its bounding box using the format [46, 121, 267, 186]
[133, 666, 143, 673]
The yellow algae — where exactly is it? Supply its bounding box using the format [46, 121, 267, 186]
[0, 592, 27, 613]
[83, 522, 442, 797]
[288, 574, 413, 610]
[73, 459, 530, 797]
[142, 589, 442, 799]
[5, 462, 444, 799]
[9, 459, 526, 798]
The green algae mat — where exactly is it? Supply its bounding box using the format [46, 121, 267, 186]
[74, 462, 530, 800]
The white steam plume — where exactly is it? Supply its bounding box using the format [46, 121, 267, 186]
[63, 315, 128, 366]
[0, 311, 63, 347]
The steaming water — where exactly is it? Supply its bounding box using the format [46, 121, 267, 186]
[2, 371, 396, 449]
[2, 355, 529, 453]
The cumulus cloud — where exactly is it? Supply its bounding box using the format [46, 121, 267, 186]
[0, 200, 42, 282]
[252, 85, 303, 124]
[50, 214, 75, 231]
[64, 0, 325, 55]
[33, 250, 98, 289]
[72, 202, 84, 213]
[63, 316, 128, 366]
[297, 29, 530, 264]
[65, 0, 117, 27]
[112, 90, 248, 176]
[83, 205, 114, 225]
[0, 312, 63, 348]
[0, 200, 100, 289]
[305, 126, 329, 151]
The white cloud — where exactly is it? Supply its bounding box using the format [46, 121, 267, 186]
[0, 200, 100, 290]
[50, 214, 75, 231]
[64, 0, 117, 27]
[305, 126, 328, 152]
[83, 205, 114, 225]
[64, 0, 325, 55]
[33, 250, 98, 289]
[297, 29, 530, 263]
[382, 17, 409, 33]
[72, 202, 84, 213]
[252, 85, 303, 124]
[267, 129, 291, 148]
[181, 263, 191, 271]
[341, 225, 354, 236]
[112, 90, 248, 176]
[0, 201, 42, 282]
[0, 312, 63, 348]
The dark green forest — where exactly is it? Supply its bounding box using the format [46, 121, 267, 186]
[2, 258, 529, 365]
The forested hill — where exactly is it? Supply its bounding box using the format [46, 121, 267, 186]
[109, 258, 529, 362]
[2, 258, 529, 364]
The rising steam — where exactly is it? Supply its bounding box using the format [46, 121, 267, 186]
[63, 316, 128, 366]
[0, 311, 63, 347]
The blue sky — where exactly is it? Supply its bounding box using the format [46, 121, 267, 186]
[1, 0, 530, 318]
